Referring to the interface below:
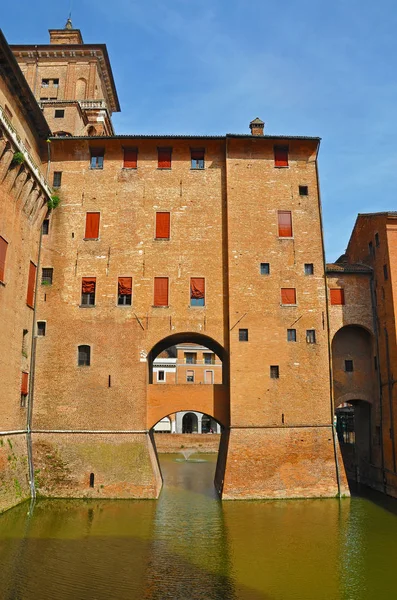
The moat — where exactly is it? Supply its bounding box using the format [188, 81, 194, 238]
[1, 454, 397, 600]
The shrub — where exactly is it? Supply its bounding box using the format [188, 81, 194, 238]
[47, 194, 60, 210]
[12, 151, 25, 166]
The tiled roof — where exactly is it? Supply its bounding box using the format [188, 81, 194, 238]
[326, 263, 372, 274]
[49, 133, 321, 141]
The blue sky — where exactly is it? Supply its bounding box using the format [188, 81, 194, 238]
[3, 0, 397, 260]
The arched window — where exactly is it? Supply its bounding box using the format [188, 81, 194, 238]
[78, 345, 91, 366]
[76, 78, 87, 100]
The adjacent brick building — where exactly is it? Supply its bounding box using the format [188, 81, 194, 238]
[2, 20, 394, 511]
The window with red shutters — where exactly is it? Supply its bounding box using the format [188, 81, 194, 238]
[154, 277, 169, 306]
[274, 145, 289, 167]
[330, 288, 345, 305]
[190, 277, 205, 306]
[26, 262, 37, 308]
[21, 371, 29, 395]
[278, 211, 293, 237]
[85, 212, 100, 239]
[118, 277, 132, 305]
[0, 236, 8, 282]
[123, 147, 137, 168]
[81, 277, 96, 306]
[281, 288, 296, 305]
[155, 212, 170, 239]
[158, 148, 172, 169]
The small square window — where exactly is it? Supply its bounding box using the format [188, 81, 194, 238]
[191, 148, 205, 169]
[274, 146, 289, 167]
[204, 353, 214, 365]
[41, 79, 49, 87]
[90, 148, 104, 169]
[158, 147, 172, 169]
[186, 370, 194, 383]
[54, 109, 64, 118]
[270, 365, 279, 379]
[330, 289, 345, 305]
[78, 345, 91, 366]
[287, 329, 296, 342]
[52, 79, 59, 87]
[260, 263, 270, 275]
[299, 185, 308, 196]
[41, 267, 53, 285]
[375, 233, 380, 247]
[345, 359, 354, 372]
[306, 329, 316, 344]
[304, 263, 314, 275]
[185, 352, 197, 364]
[239, 328, 248, 342]
[281, 288, 296, 305]
[37, 321, 46, 336]
[53, 171, 62, 187]
[42, 219, 49, 235]
[158, 370, 165, 382]
[383, 264, 388, 280]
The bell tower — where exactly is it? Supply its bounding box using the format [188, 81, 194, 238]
[10, 19, 120, 137]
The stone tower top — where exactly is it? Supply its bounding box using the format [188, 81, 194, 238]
[249, 117, 265, 136]
[49, 18, 84, 45]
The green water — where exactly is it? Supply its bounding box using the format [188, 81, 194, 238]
[0, 454, 397, 599]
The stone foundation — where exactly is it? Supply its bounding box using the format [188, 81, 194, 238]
[0, 433, 30, 514]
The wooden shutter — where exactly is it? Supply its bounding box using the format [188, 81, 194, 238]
[281, 288, 296, 305]
[124, 148, 137, 168]
[21, 372, 29, 395]
[274, 146, 289, 167]
[278, 211, 292, 237]
[156, 212, 170, 238]
[82, 277, 96, 293]
[204, 370, 213, 384]
[154, 277, 169, 306]
[118, 277, 132, 295]
[26, 262, 36, 308]
[190, 278, 205, 300]
[158, 148, 172, 169]
[0, 236, 8, 282]
[330, 289, 345, 305]
[85, 213, 100, 239]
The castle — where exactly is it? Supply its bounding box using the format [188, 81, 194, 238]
[1, 21, 395, 513]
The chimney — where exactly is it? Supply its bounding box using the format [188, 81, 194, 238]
[249, 117, 265, 136]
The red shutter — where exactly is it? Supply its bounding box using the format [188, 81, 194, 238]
[191, 149, 204, 160]
[281, 288, 296, 305]
[158, 148, 172, 169]
[21, 372, 29, 395]
[0, 236, 8, 282]
[330, 289, 345, 305]
[118, 277, 132, 295]
[26, 262, 36, 308]
[190, 278, 205, 299]
[85, 213, 100, 239]
[156, 212, 170, 239]
[278, 211, 292, 237]
[82, 277, 96, 294]
[274, 146, 289, 167]
[154, 277, 169, 306]
[124, 148, 137, 168]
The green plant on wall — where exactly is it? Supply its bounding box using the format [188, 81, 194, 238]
[11, 151, 25, 166]
[47, 194, 60, 210]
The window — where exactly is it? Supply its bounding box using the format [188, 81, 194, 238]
[37, 321, 46, 336]
[42, 219, 49, 235]
[287, 329, 296, 342]
[41, 79, 49, 87]
[270, 365, 279, 379]
[191, 148, 205, 169]
[345, 359, 354, 372]
[123, 147, 137, 168]
[239, 328, 248, 341]
[304, 263, 314, 275]
[306, 329, 316, 344]
[53, 171, 62, 187]
[260, 262, 270, 275]
[90, 148, 104, 169]
[375, 232, 380, 247]
[158, 147, 172, 169]
[204, 353, 214, 365]
[185, 352, 197, 364]
[155, 212, 170, 239]
[368, 241, 374, 256]
[0, 236, 8, 282]
[85, 212, 100, 239]
[26, 262, 37, 308]
[204, 370, 214, 384]
[22, 329, 28, 357]
[186, 370, 194, 383]
[158, 370, 165, 382]
[274, 146, 289, 167]
[190, 277, 205, 307]
[81, 277, 96, 306]
[118, 277, 132, 305]
[278, 211, 293, 237]
[299, 185, 308, 196]
[41, 268, 53, 285]
[330, 288, 345, 305]
[281, 288, 296, 305]
[21, 371, 29, 398]
[383, 264, 388, 280]
[53, 79, 59, 87]
[78, 345, 91, 366]
[154, 277, 169, 307]
[54, 109, 64, 118]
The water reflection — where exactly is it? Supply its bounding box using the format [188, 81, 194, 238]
[1, 455, 397, 599]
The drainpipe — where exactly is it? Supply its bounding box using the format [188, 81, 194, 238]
[315, 150, 342, 497]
